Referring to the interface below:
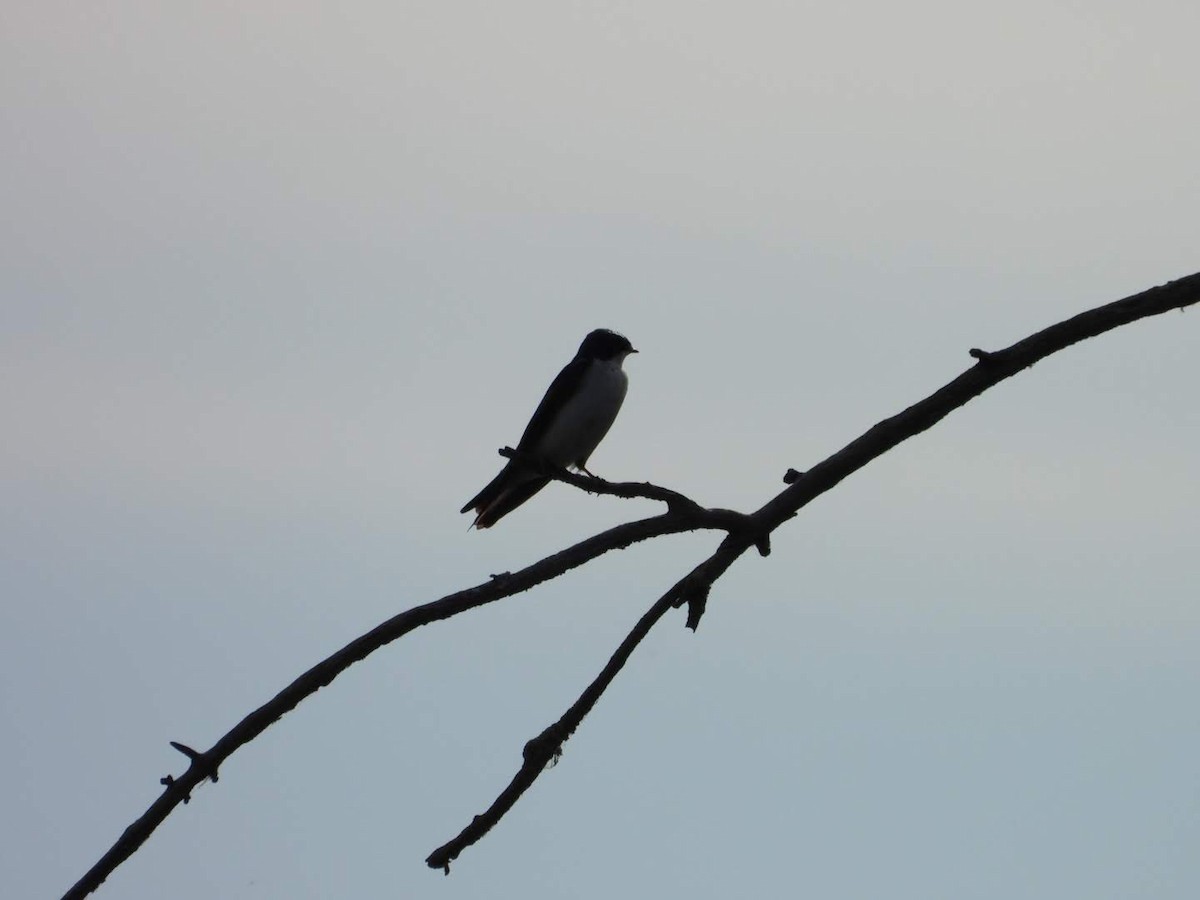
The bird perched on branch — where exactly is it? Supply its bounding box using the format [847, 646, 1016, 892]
[461, 328, 637, 529]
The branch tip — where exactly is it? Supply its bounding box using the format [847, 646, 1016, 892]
[426, 846, 455, 874]
[681, 583, 711, 631]
[169, 741, 202, 761]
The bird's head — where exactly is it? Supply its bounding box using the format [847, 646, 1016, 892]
[579, 328, 637, 363]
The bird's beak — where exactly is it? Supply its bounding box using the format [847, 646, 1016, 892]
[629, 348, 639, 354]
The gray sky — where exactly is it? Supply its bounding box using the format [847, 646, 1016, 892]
[3, 2, 1198, 898]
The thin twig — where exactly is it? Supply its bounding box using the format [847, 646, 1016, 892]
[498, 446, 709, 514]
[426, 534, 752, 873]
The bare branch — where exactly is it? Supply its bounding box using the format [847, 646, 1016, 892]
[497, 445, 714, 515]
[62, 503, 743, 900]
[426, 534, 752, 873]
[753, 271, 1200, 533]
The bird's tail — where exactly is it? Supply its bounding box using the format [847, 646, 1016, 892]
[461, 463, 551, 529]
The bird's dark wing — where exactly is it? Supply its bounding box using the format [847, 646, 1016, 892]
[469, 472, 552, 528]
[460, 355, 583, 527]
[514, 356, 587, 452]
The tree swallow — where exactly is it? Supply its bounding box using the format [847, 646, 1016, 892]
[461, 328, 637, 529]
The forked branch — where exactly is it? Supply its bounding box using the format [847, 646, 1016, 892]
[63, 271, 1199, 898]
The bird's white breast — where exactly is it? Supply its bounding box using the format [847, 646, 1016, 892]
[536, 359, 628, 467]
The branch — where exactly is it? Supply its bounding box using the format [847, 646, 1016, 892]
[497, 446, 715, 516]
[426, 533, 752, 873]
[426, 270, 1200, 871]
[495, 447, 763, 543]
[62, 500, 744, 900]
[753, 271, 1200, 533]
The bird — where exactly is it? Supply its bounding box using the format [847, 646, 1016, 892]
[461, 328, 637, 529]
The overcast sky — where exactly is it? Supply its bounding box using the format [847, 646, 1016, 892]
[3, 3, 1198, 898]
